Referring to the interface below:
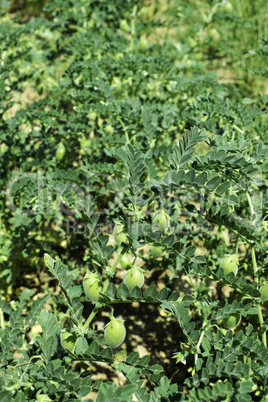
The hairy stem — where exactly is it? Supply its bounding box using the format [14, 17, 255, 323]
[102, 247, 127, 294]
[247, 192, 267, 347]
[192, 320, 207, 376]
[130, 5, 137, 51]
[82, 305, 100, 333]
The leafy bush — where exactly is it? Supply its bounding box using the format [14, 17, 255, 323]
[0, 0, 267, 400]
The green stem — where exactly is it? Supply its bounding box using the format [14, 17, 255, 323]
[110, 307, 115, 319]
[247, 192, 267, 347]
[233, 124, 244, 134]
[91, 259, 102, 268]
[118, 117, 130, 144]
[0, 308, 4, 329]
[102, 247, 128, 294]
[251, 247, 258, 279]
[131, 5, 137, 36]
[130, 5, 137, 51]
[136, 203, 149, 221]
[257, 304, 266, 347]
[246, 192, 254, 216]
[82, 305, 100, 333]
[192, 320, 207, 376]
[194, 330, 205, 366]
[235, 239, 239, 254]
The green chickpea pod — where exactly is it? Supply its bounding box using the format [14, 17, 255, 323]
[104, 317, 126, 348]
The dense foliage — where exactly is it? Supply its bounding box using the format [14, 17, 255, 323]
[0, 0, 267, 400]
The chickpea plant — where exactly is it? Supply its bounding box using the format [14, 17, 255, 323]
[44, 136, 268, 401]
[0, 0, 268, 400]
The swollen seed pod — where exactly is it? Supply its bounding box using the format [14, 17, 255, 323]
[56, 142, 66, 161]
[260, 282, 268, 302]
[105, 124, 114, 135]
[223, 1, 233, 12]
[60, 329, 77, 352]
[83, 273, 102, 302]
[220, 255, 238, 276]
[113, 223, 128, 243]
[222, 312, 241, 329]
[154, 209, 170, 230]
[120, 254, 132, 270]
[123, 265, 144, 292]
[104, 318, 126, 348]
[150, 246, 164, 258]
[139, 37, 148, 51]
[120, 19, 130, 33]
